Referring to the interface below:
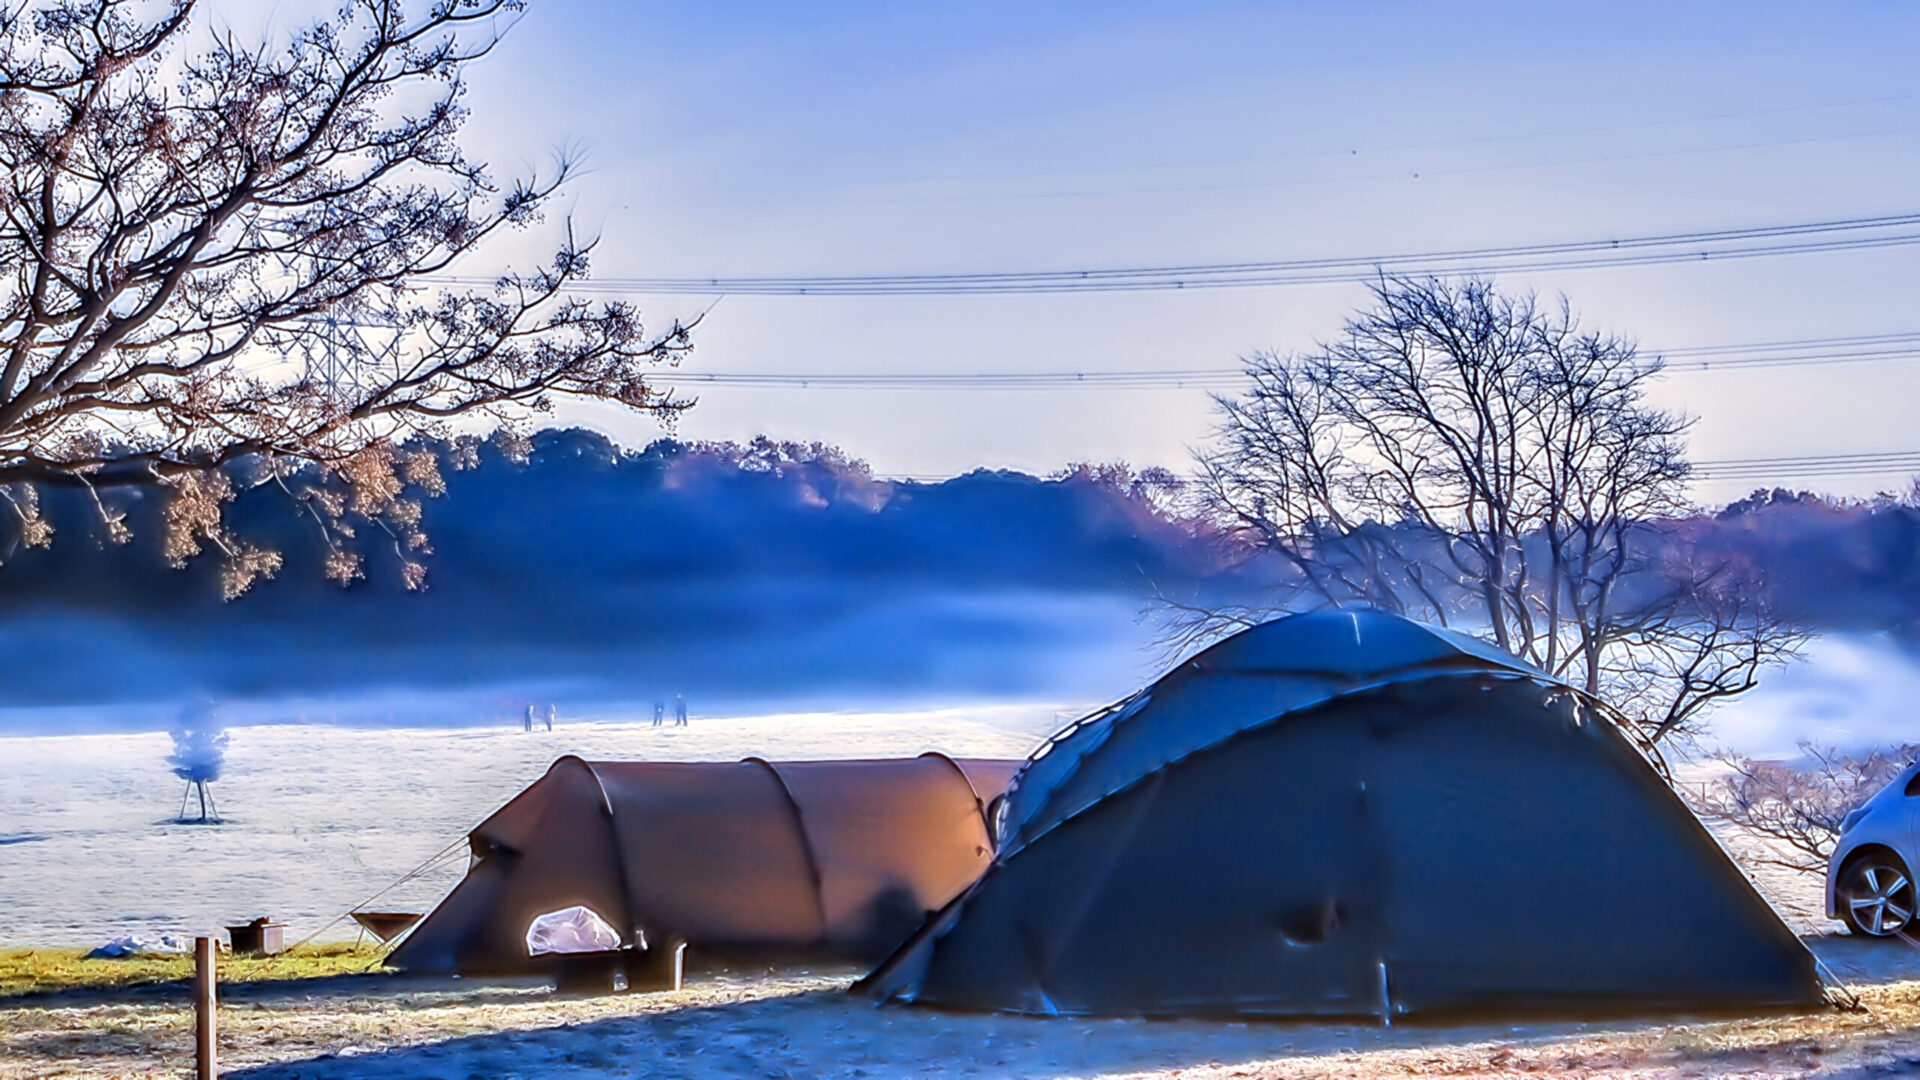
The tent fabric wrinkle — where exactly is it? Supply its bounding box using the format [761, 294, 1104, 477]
[860, 610, 1828, 1019]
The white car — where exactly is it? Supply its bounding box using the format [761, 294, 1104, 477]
[1827, 760, 1920, 938]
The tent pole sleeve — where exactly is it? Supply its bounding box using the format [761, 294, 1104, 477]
[558, 757, 649, 951]
[916, 751, 997, 847]
[743, 757, 830, 940]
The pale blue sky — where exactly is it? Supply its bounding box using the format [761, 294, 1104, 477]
[262, 2, 1920, 496]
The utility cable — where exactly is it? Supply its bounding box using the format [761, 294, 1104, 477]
[426, 210, 1920, 296]
[869, 449, 1920, 487]
[656, 328, 1920, 391]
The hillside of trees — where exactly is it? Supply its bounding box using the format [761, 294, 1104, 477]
[5, 427, 1920, 717]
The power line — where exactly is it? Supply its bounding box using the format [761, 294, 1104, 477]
[1658, 329, 1920, 357]
[668, 370, 1244, 390]
[428, 211, 1920, 296]
[659, 328, 1920, 391]
[278, 314, 1920, 388]
[871, 449, 1920, 487]
[1659, 332, 1920, 372]
[1692, 449, 1920, 482]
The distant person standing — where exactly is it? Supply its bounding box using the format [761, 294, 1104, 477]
[652, 699, 665, 728]
[544, 704, 555, 731]
[673, 693, 688, 727]
[523, 704, 535, 733]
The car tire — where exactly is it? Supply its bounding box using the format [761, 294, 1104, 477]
[1838, 852, 1915, 938]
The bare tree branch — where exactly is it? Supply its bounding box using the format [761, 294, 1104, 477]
[0, 0, 693, 594]
[1692, 743, 1918, 872]
[1183, 276, 1807, 748]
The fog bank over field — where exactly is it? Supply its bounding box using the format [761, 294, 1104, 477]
[0, 591, 1157, 734]
[7, 429, 1920, 746]
[1704, 634, 1920, 759]
[0, 431, 1226, 730]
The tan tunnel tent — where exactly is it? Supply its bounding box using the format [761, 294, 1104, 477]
[861, 611, 1829, 1019]
[390, 754, 1020, 974]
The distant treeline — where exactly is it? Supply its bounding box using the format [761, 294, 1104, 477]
[1686, 487, 1920, 636]
[0, 430, 1245, 708]
[3, 429, 1918, 710]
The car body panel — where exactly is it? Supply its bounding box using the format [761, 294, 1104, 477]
[1910, 768, 1920, 854]
[1826, 761, 1920, 922]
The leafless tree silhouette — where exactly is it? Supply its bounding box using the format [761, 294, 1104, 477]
[0, 0, 692, 596]
[1186, 276, 1807, 747]
[1694, 743, 1918, 871]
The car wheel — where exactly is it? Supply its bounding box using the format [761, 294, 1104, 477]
[1840, 853, 1915, 938]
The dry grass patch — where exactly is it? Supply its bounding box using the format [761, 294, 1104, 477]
[0, 943, 382, 998]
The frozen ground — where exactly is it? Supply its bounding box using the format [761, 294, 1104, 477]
[0, 705, 1066, 949]
[6, 697, 1918, 1080]
[3, 942, 1918, 1080]
[0, 698, 1857, 952]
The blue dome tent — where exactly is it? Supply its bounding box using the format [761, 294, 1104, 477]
[861, 611, 1827, 1019]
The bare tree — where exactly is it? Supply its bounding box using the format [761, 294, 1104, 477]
[0, 0, 693, 597]
[1694, 743, 1918, 872]
[1052, 460, 1187, 517]
[1188, 277, 1808, 748]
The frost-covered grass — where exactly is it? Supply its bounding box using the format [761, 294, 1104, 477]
[1, 956, 1918, 1079]
[0, 943, 380, 998]
[0, 705, 1062, 949]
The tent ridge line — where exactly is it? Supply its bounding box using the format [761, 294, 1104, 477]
[998, 692, 1146, 847]
[1195, 656, 1539, 680]
[1019, 693, 1137, 767]
[998, 670, 1571, 865]
[999, 651, 1555, 863]
[742, 756, 832, 942]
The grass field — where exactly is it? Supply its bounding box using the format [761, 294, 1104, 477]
[0, 943, 383, 999]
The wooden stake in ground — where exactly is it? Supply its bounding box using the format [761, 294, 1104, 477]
[194, 936, 216, 1079]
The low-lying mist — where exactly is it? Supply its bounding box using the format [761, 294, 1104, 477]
[7, 430, 1920, 750]
[0, 432, 1230, 732]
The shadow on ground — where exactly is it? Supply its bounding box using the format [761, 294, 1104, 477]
[181, 939, 1920, 1080]
[221, 983, 1592, 1080]
[1807, 933, 1920, 988]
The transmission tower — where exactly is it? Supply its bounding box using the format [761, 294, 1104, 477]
[300, 313, 405, 400]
